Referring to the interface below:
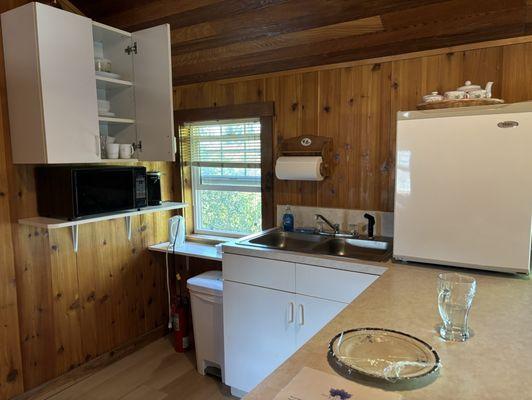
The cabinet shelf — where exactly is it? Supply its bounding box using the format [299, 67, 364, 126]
[19, 202, 188, 252]
[98, 116, 135, 124]
[96, 76, 133, 90]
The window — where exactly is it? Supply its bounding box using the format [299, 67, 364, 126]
[183, 119, 262, 237]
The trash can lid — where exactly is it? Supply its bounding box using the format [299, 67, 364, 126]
[187, 270, 223, 296]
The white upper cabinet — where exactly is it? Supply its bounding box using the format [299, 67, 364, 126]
[2, 3, 100, 163]
[132, 25, 175, 161]
[1, 2, 176, 164]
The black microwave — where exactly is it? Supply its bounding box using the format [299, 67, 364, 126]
[35, 166, 147, 220]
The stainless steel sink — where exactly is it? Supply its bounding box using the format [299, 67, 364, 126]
[239, 230, 392, 262]
[310, 238, 391, 262]
[344, 237, 390, 251]
[243, 230, 328, 250]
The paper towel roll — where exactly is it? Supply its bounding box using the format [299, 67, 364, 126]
[275, 156, 324, 181]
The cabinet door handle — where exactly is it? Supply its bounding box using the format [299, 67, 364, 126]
[298, 304, 305, 326]
[287, 302, 294, 323]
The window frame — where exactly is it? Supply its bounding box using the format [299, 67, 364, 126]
[174, 102, 275, 238]
[191, 158, 262, 237]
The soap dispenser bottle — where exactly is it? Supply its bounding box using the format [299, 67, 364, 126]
[282, 206, 294, 232]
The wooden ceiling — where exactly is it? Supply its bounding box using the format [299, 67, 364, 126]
[73, 0, 532, 85]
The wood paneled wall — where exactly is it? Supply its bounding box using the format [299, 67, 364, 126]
[9, 169, 173, 392]
[0, 2, 176, 398]
[0, 3, 24, 399]
[174, 39, 532, 213]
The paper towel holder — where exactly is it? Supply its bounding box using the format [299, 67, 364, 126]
[277, 135, 332, 178]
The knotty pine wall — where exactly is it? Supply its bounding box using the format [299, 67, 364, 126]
[0, 2, 175, 397]
[174, 39, 532, 213]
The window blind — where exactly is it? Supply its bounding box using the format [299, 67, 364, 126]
[185, 119, 261, 168]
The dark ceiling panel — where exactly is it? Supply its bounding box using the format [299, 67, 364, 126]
[173, 8, 526, 83]
[169, 0, 448, 55]
[73, 0, 529, 85]
[527, 0, 532, 33]
[116, 0, 291, 32]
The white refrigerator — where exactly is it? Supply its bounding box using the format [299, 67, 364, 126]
[394, 102, 532, 274]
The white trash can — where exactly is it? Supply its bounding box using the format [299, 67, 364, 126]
[187, 270, 224, 380]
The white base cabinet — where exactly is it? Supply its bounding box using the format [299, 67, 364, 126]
[294, 294, 346, 350]
[222, 253, 378, 395]
[223, 281, 296, 393]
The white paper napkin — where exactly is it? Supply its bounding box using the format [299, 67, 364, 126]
[273, 367, 402, 400]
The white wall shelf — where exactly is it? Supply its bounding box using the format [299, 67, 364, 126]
[149, 241, 223, 261]
[19, 201, 188, 252]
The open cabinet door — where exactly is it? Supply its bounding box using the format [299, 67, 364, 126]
[132, 24, 176, 161]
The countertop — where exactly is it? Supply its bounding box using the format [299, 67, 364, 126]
[243, 259, 532, 399]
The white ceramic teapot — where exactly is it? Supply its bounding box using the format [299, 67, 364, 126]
[456, 80, 494, 99]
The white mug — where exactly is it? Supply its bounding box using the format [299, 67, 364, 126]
[106, 143, 119, 159]
[119, 144, 134, 159]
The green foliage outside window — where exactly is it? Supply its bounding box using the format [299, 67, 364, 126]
[197, 190, 261, 234]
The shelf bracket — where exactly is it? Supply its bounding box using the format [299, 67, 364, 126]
[71, 225, 79, 253]
[125, 216, 132, 241]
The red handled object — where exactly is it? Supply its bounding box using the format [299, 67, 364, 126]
[172, 301, 189, 353]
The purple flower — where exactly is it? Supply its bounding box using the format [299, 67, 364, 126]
[329, 388, 352, 399]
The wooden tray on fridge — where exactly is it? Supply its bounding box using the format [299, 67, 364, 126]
[416, 98, 504, 110]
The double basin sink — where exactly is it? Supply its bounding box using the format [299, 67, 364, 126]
[238, 230, 392, 262]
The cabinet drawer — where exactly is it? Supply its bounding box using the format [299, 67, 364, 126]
[223, 253, 295, 292]
[296, 264, 378, 303]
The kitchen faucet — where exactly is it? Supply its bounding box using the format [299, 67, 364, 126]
[315, 214, 340, 234]
[364, 213, 375, 239]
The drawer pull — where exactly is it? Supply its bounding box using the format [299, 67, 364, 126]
[287, 302, 294, 323]
[298, 304, 305, 326]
